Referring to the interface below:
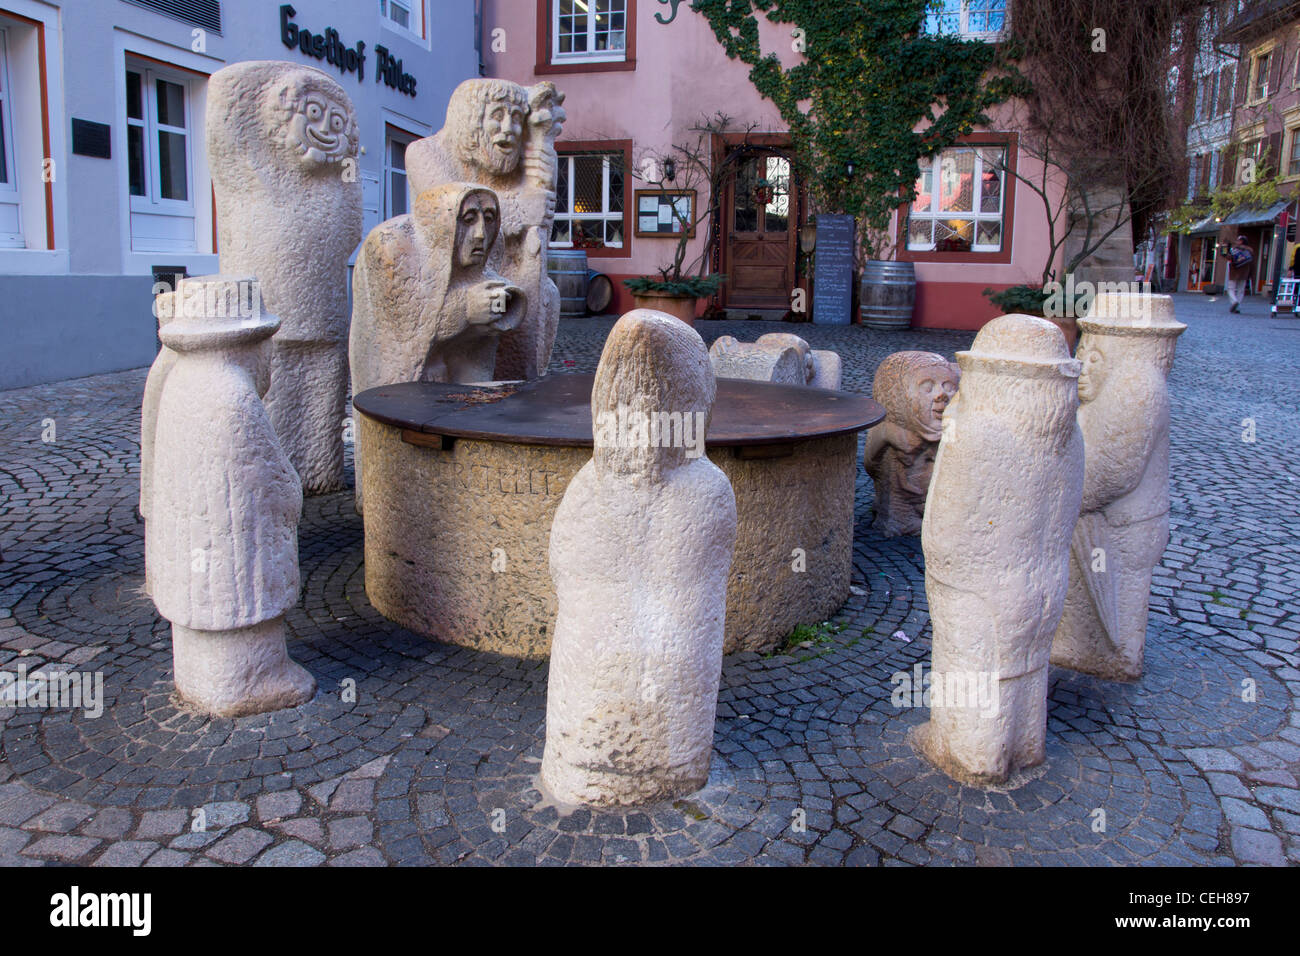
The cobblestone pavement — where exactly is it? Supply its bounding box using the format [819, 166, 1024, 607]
[0, 293, 1296, 866]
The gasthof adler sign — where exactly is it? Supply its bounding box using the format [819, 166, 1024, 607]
[279, 5, 418, 97]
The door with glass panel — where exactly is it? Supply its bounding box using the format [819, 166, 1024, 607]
[725, 151, 795, 308]
[0, 28, 22, 247]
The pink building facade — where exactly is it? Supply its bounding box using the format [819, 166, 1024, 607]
[481, 0, 1063, 330]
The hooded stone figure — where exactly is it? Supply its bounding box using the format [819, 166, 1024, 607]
[708, 334, 805, 386]
[1052, 293, 1185, 681]
[915, 314, 1084, 786]
[754, 333, 843, 390]
[349, 183, 525, 511]
[146, 276, 315, 717]
[707, 333, 843, 390]
[405, 77, 566, 381]
[863, 351, 960, 537]
[541, 310, 738, 806]
[351, 183, 525, 389]
[207, 61, 362, 497]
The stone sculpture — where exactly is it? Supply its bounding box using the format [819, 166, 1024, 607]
[755, 333, 843, 390]
[708, 335, 804, 386]
[406, 77, 565, 380]
[146, 276, 315, 717]
[863, 351, 960, 537]
[349, 184, 526, 511]
[708, 333, 842, 390]
[351, 184, 525, 391]
[140, 283, 183, 596]
[207, 61, 362, 496]
[914, 314, 1084, 786]
[541, 310, 738, 806]
[1052, 293, 1185, 681]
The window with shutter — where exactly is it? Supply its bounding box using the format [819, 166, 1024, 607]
[1266, 131, 1283, 173]
[1218, 65, 1234, 115]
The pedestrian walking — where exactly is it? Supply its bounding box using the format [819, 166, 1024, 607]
[1223, 235, 1254, 313]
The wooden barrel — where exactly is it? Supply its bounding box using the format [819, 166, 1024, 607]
[859, 260, 916, 329]
[547, 248, 589, 317]
[585, 270, 613, 314]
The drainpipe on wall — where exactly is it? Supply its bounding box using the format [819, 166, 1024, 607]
[475, 0, 485, 76]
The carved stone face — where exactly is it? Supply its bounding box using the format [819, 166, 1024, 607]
[912, 366, 959, 439]
[477, 97, 525, 175]
[1076, 342, 1104, 403]
[455, 193, 500, 269]
[289, 91, 353, 165]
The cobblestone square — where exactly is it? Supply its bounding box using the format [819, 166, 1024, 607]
[0, 293, 1296, 866]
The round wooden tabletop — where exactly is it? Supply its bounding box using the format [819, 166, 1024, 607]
[353, 373, 885, 448]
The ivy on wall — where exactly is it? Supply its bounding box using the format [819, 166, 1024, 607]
[689, 0, 1024, 259]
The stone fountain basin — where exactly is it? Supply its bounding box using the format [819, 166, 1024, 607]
[353, 374, 884, 657]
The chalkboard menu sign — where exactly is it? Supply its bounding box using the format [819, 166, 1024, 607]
[812, 215, 856, 325]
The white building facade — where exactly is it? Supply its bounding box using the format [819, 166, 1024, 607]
[0, 0, 481, 388]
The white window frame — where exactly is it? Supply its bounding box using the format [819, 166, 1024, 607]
[1286, 124, 1300, 178]
[384, 126, 417, 220]
[906, 145, 1007, 253]
[923, 0, 1007, 41]
[552, 0, 628, 64]
[126, 59, 195, 222]
[379, 0, 425, 41]
[551, 151, 625, 249]
[0, 27, 23, 248]
[1248, 46, 1274, 104]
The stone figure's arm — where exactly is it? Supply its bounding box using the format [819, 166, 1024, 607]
[898, 448, 936, 496]
[498, 188, 553, 243]
[864, 421, 906, 472]
[523, 83, 566, 195]
[1080, 392, 1163, 512]
[466, 279, 518, 327]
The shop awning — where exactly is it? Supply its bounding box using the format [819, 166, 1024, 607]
[1221, 200, 1291, 226]
[1186, 216, 1219, 236]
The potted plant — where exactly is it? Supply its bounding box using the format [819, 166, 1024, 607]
[625, 274, 727, 326]
[982, 282, 1089, 350]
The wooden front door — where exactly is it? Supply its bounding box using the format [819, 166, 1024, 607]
[724, 151, 796, 309]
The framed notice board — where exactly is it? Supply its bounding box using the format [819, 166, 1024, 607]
[635, 190, 696, 238]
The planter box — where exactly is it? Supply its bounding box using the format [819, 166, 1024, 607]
[631, 291, 699, 327]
